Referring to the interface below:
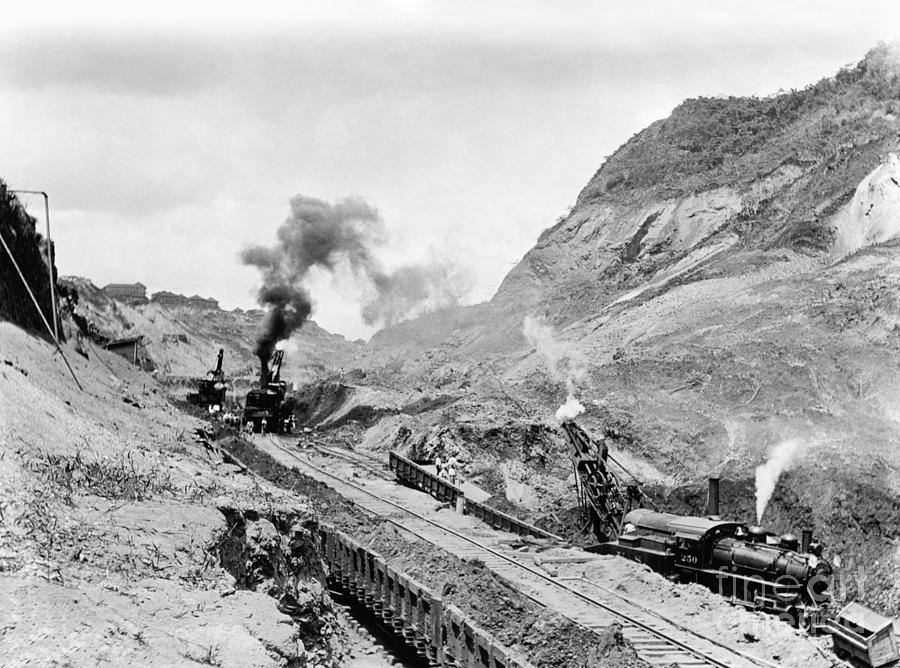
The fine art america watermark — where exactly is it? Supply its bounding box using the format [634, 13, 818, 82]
[705, 557, 888, 638]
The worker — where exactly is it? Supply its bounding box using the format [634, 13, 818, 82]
[445, 462, 457, 485]
[261, 418, 268, 435]
[434, 454, 443, 478]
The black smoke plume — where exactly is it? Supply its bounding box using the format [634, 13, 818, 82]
[242, 194, 466, 357]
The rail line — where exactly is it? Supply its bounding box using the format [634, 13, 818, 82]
[261, 436, 780, 668]
[304, 439, 389, 478]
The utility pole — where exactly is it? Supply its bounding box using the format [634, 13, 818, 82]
[10, 189, 58, 341]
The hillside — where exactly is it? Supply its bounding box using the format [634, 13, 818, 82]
[368, 45, 900, 359]
[61, 277, 364, 393]
[0, 319, 354, 665]
[307, 45, 900, 616]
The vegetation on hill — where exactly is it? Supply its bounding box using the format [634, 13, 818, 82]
[0, 181, 58, 338]
[580, 43, 900, 202]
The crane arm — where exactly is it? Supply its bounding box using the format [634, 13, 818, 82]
[560, 420, 644, 542]
[271, 350, 284, 383]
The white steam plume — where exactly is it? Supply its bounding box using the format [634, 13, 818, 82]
[755, 439, 806, 524]
[523, 315, 588, 419]
[554, 395, 585, 421]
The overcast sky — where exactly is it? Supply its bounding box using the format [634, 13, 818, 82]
[2, 1, 898, 340]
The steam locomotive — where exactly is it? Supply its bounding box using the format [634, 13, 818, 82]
[590, 509, 834, 629]
[561, 421, 834, 629]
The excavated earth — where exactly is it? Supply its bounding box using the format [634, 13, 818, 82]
[0, 321, 351, 667]
[0, 319, 649, 667]
[294, 369, 900, 622]
[220, 436, 648, 668]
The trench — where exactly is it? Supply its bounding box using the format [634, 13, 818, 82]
[214, 435, 649, 668]
[212, 504, 427, 667]
[332, 595, 423, 667]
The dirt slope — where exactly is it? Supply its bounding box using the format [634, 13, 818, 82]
[0, 321, 345, 666]
[61, 276, 363, 391]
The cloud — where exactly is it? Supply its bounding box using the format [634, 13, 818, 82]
[1, 4, 897, 339]
[0, 36, 217, 96]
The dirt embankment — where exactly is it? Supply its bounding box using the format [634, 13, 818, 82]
[0, 321, 349, 667]
[214, 504, 344, 664]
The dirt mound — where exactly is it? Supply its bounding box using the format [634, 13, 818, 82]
[291, 380, 457, 429]
[292, 381, 384, 427]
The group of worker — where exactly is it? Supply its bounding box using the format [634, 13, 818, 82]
[434, 451, 461, 485]
[239, 416, 295, 436]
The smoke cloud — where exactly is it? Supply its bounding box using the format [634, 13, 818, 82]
[242, 194, 467, 358]
[361, 261, 467, 327]
[523, 315, 588, 420]
[755, 438, 806, 524]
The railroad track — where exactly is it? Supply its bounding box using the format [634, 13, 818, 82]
[261, 436, 780, 668]
[306, 440, 390, 478]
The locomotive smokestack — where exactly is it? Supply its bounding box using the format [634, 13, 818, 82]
[801, 528, 813, 553]
[707, 477, 720, 516]
[259, 356, 269, 389]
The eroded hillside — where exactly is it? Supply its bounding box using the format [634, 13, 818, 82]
[303, 45, 900, 616]
[61, 276, 363, 390]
